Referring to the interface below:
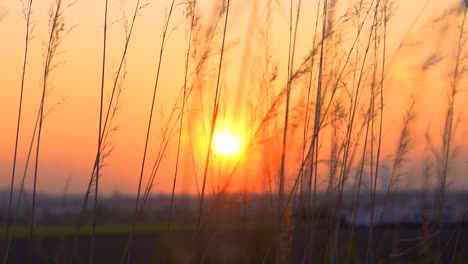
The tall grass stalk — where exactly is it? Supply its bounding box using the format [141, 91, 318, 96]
[196, 0, 231, 233]
[72, 1, 146, 261]
[435, 4, 467, 256]
[300, 8, 378, 247]
[14, 108, 39, 218]
[277, 0, 302, 261]
[300, 0, 321, 261]
[346, 115, 372, 264]
[171, 7, 222, 202]
[312, 0, 331, 260]
[140, 85, 196, 211]
[438, 6, 467, 218]
[344, 7, 367, 255]
[257, 0, 277, 229]
[278, 1, 376, 261]
[79, 0, 146, 219]
[331, 1, 381, 261]
[121, 0, 177, 262]
[380, 101, 415, 221]
[168, 0, 197, 231]
[314, 0, 375, 130]
[89, 0, 108, 263]
[3, 1, 34, 262]
[367, 1, 385, 261]
[373, 101, 414, 261]
[6, 97, 65, 261]
[31, 0, 74, 237]
[377, 0, 389, 222]
[449, 196, 468, 263]
[294, 7, 378, 226]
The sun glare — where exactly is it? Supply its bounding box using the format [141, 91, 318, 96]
[213, 129, 242, 157]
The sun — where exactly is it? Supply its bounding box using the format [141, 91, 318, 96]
[212, 129, 242, 157]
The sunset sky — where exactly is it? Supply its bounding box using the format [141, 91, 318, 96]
[1, 0, 467, 196]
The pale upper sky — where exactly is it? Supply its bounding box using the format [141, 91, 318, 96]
[0, 0, 467, 195]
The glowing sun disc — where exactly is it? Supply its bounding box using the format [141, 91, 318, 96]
[213, 130, 242, 156]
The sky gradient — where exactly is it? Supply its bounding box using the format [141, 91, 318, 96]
[1, 0, 467, 195]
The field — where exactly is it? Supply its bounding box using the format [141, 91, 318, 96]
[2, 223, 468, 263]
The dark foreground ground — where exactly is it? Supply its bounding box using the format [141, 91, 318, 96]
[2, 224, 468, 264]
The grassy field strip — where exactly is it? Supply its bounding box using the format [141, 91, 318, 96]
[0, 222, 273, 239]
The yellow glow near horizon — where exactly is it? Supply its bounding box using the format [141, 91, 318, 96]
[213, 129, 242, 157]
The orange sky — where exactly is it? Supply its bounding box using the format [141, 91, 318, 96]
[1, 0, 467, 195]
